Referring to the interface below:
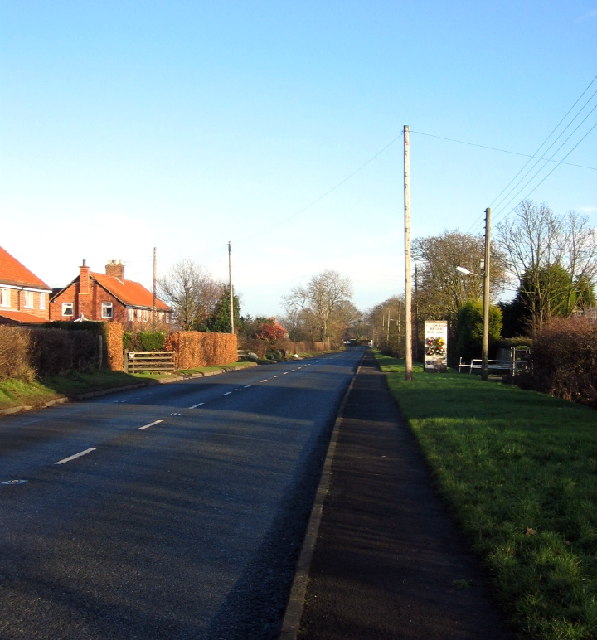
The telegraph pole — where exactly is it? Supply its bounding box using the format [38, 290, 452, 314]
[404, 125, 413, 381]
[481, 208, 491, 381]
[228, 241, 235, 334]
[152, 246, 157, 328]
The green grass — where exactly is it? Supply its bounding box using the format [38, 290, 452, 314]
[376, 353, 597, 640]
[0, 362, 256, 411]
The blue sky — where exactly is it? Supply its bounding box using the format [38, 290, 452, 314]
[1, 1, 596, 317]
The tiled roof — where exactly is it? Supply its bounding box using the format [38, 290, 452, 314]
[0, 246, 51, 290]
[91, 272, 170, 310]
[0, 309, 48, 324]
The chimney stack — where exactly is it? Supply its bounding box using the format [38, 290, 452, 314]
[105, 259, 125, 280]
[78, 259, 91, 319]
[79, 260, 90, 294]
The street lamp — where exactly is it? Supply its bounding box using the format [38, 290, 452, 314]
[457, 262, 490, 381]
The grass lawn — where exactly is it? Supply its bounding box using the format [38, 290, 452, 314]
[375, 353, 596, 640]
[0, 362, 255, 412]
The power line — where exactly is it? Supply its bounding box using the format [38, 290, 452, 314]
[489, 73, 597, 209]
[409, 129, 597, 171]
[491, 86, 597, 215]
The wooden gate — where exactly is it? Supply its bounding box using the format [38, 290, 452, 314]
[126, 351, 175, 373]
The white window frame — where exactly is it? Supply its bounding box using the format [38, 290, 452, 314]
[62, 302, 73, 316]
[39, 293, 46, 310]
[1, 288, 10, 308]
[101, 302, 114, 319]
[24, 291, 34, 308]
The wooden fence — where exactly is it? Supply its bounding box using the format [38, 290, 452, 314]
[126, 351, 175, 373]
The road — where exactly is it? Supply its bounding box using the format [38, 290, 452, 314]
[0, 349, 363, 640]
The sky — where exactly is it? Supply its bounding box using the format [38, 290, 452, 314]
[1, 1, 596, 318]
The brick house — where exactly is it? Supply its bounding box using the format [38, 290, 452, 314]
[0, 246, 52, 324]
[50, 260, 172, 325]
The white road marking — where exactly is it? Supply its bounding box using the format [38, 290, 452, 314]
[138, 419, 164, 431]
[243, 385, 252, 388]
[56, 448, 96, 464]
[189, 403, 204, 408]
[224, 392, 232, 396]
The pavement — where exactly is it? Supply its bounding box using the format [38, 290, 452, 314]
[280, 350, 515, 640]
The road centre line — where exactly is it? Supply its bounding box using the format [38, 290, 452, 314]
[56, 448, 96, 465]
[189, 403, 204, 408]
[224, 392, 232, 396]
[138, 419, 164, 431]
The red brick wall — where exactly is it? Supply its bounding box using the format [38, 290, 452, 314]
[50, 280, 128, 322]
[1, 288, 50, 320]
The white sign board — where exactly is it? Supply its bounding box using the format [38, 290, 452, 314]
[424, 321, 448, 371]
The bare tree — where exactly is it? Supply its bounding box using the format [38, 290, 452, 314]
[158, 260, 224, 330]
[283, 269, 353, 343]
[413, 230, 508, 322]
[496, 201, 597, 332]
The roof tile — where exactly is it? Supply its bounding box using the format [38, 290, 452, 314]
[0, 247, 50, 290]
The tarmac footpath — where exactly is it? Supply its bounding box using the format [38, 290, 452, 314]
[280, 351, 514, 640]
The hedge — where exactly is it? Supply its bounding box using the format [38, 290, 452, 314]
[166, 331, 237, 369]
[531, 317, 597, 408]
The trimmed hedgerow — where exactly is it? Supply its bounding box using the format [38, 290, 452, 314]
[531, 317, 597, 408]
[0, 325, 36, 382]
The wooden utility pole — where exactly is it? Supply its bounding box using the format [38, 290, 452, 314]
[404, 125, 413, 381]
[228, 241, 235, 334]
[481, 208, 491, 381]
[152, 246, 157, 328]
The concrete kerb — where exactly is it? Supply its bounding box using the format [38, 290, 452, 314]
[278, 357, 364, 640]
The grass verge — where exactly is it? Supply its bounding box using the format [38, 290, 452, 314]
[0, 362, 256, 411]
[375, 353, 596, 640]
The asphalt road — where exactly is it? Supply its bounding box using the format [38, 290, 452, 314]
[0, 350, 363, 640]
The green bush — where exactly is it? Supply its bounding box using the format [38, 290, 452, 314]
[454, 300, 502, 362]
[124, 330, 167, 352]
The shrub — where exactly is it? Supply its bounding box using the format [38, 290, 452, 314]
[531, 317, 597, 407]
[0, 326, 36, 382]
[30, 328, 98, 376]
[124, 330, 167, 352]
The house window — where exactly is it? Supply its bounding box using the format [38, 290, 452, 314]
[39, 293, 46, 310]
[62, 302, 73, 316]
[24, 291, 34, 308]
[1, 288, 10, 307]
[101, 302, 114, 319]
[128, 308, 135, 322]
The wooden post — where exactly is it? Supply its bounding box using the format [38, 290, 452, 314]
[404, 125, 413, 381]
[228, 241, 234, 334]
[152, 246, 157, 328]
[482, 208, 491, 381]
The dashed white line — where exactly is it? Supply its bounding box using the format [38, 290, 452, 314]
[243, 385, 252, 388]
[224, 392, 232, 396]
[56, 448, 96, 465]
[138, 419, 164, 431]
[189, 403, 204, 408]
